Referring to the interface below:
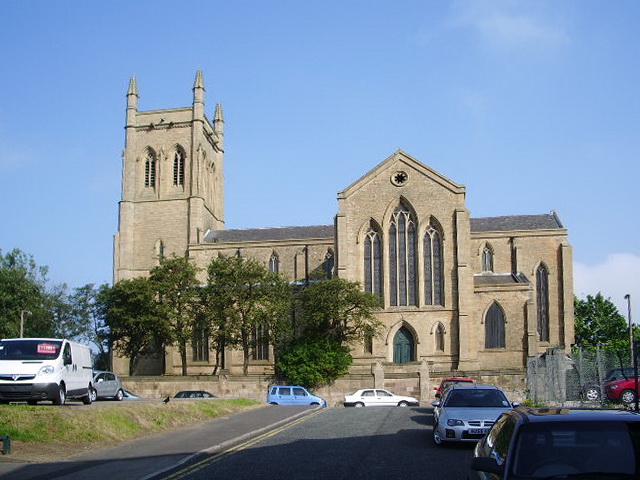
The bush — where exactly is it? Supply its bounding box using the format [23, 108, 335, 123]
[276, 337, 352, 389]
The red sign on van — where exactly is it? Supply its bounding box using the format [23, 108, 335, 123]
[37, 343, 58, 354]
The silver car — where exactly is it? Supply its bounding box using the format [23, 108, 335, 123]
[92, 371, 125, 401]
[431, 384, 516, 445]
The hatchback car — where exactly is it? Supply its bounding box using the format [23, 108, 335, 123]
[605, 375, 640, 403]
[174, 390, 217, 398]
[343, 388, 419, 407]
[434, 377, 475, 398]
[91, 371, 125, 401]
[469, 406, 640, 479]
[267, 385, 326, 407]
[431, 384, 515, 445]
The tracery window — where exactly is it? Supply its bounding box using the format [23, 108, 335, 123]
[364, 222, 383, 297]
[269, 252, 279, 273]
[192, 327, 209, 362]
[536, 264, 550, 342]
[424, 223, 444, 306]
[252, 324, 269, 361]
[485, 302, 506, 349]
[173, 148, 185, 186]
[144, 151, 157, 188]
[482, 245, 494, 272]
[389, 204, 417, 306]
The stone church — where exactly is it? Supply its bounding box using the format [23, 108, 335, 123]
[112, 71, 574, 378]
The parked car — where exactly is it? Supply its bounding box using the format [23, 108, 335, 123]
[174, 390, 217, 399]
[469, 406, 640, 479]
[434, 377, 475, 398]
[267, 385, 326, 407]
[605, 375, 640, 404]
[578, 367, 635, 401]
[91, 370, 125, 401]
[431, 384, 515, 445]
[343, 388, 419, 407]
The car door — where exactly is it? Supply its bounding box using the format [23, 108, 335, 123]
[375, 389, 395, 406]
[359, 389, 376, 406]
[94, 372, 109, 397]
[102, 372, 117, 397]
[291, 387, 309, 405]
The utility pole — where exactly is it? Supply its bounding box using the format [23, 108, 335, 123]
[626, 294, 633, 364]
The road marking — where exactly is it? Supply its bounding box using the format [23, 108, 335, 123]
[157, 409, 325, 480]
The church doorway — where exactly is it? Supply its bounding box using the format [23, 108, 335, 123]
[393, 326, 415, 364]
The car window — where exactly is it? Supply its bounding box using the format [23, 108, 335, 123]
[445, 389, 509, 407]
[486, 414, 515, 466]
[278, 387, 291, 396]
[105, 373, 115, 381]
[270, 387, 277, 395]
[292, 387, 307, 396]
[377, 390, 393, 397]
[362, 390, 374, 397]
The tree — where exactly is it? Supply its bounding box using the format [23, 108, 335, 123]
[276, 337, 351, 389]
[574, 293, 628, 351]
[205, 255, 292, 375]
[295, 278, 383, 343]
[149, 256, 202, 376]
[100, 277, 170, 375]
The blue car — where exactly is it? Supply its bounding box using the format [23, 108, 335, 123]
[267, 385, 326, 407]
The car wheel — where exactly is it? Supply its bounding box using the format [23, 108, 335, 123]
[621, 389, 637, 404]
[584, 387, 600, 401]
[310, 402, 320, 406]
[52, 385, 66, 406]
[90, 388, 98, 402]
[269, 402, 278, 405]
[433, 422, 443, 445]
[115, 389, 124, 401]
[398, 401, 409, 407]
[355, 402, 365, 408]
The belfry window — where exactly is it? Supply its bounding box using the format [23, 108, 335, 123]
[364, 222, 382, 297]
[424, 224, 444, 306]
[485, 302, 506, 349]
[389, 203, 417, 306]
[536, 264, 550, 342]
[144, 151, 157, 188]
[173, 149, 185, 186]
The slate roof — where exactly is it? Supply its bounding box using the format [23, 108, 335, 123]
[474, 273, 530, 286]
[203, 225, 334, 243]
[470, 213, 563, 232]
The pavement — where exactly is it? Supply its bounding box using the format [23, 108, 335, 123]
[0, 405, 318, 480]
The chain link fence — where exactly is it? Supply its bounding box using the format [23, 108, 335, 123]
[526, 346, 634, 406]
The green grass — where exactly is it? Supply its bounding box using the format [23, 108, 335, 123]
[0, 399, 261, 446]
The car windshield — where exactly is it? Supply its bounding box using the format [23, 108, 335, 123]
[511, 421, 640, 477]
[444, 389, 509, 408]
[0, 340, 62, 360]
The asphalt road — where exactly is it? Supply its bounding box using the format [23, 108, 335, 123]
[152, 406, 474, 480]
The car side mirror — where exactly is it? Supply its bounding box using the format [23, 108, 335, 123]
[430, 401, 441, 407]
[511, 402, 520, 407]
[470, 457, 504, 475]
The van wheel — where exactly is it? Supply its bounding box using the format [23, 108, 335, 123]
[82, 386, 93, 405]
[53, 386, 66, 406]
[115, 389, 124, 401]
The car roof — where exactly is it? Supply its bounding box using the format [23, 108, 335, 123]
[510, 406, 640, 424]
[441, 377, 474, 382]
[447, 384, 503, 391]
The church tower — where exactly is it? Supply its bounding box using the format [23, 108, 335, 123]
[114, 71, 225, 282]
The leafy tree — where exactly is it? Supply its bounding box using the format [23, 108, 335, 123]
[205, 255, 292, 375]
[276, 337, 351, 389]
[68, 284, 111, 370]
[295, 278, 383, 343]
[149, 256, 202, 376]
[100, 277, 170, 375]
[574, 293, 628, 351]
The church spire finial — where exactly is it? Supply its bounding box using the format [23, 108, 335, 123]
[193, 70, 205, 106]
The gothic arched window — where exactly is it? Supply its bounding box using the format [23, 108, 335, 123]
[485, 302, 506, 349]
[364, 222, 383, 297]
[144, 150, 157, 188]
[324, 249, 334, 279]
[173, 148, 185, 186]
[389, 204, 417, 306]
[269, 252, 279, 274]
[536, 264, 550, 342]
[252, 324, 269, 360]
[482, 245, 494, 272]
[424, 223, 444, 306]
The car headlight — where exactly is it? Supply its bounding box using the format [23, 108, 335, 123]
[447, 419, 464, 426]
[610, 385, 619, 390]
[38, 365, 55, 376]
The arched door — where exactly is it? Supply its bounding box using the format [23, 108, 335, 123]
[393, 326, 415, 364]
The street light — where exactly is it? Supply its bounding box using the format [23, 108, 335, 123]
[626, 294, 633, 363]
[20, 310, 31, 338]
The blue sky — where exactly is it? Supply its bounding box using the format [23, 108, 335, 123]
[1, 1, 638, 318]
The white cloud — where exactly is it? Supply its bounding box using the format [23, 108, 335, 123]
[574, 253, 640, 323]
[449, 0, 569, 51]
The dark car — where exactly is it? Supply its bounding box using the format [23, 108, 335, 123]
[469, 406, 640, 479]
[174, 390, 217, 399]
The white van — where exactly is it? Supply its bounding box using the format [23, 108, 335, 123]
[0, 338, 94, 405]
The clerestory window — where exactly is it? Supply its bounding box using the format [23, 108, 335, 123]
[173, 149, 185, 186]
[144, 151, 157, 188]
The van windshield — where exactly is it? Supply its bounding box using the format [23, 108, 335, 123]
[0, 340, 63, 360]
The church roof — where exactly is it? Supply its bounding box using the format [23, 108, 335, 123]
[470, 213, 563, 232]
[204, 225, 334, 243]
[474, 273, 530, 286]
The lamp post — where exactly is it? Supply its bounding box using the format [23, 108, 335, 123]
[20, 310, 31, 338]
[626, 294, 633, 363]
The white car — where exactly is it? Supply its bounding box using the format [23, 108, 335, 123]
[344, 388, 420, 407]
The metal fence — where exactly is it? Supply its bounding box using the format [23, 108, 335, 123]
[526, 346, 634, 406]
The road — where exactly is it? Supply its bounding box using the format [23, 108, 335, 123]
[152, 406, 474, 480]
